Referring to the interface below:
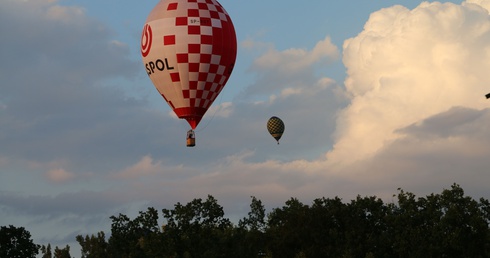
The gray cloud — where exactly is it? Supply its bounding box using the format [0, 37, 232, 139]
[0, 0, 169, 174]
[0, 190, 127, 217]
[397, 106, 487, 139]
[5, 0, 490, 255]
[0, 0, 343, 231]
[346, 107, 490, 199]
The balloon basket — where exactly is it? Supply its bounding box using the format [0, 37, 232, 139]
[186, 130, 196, 147]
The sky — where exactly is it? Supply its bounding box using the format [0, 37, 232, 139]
[2, 0, 490, 255]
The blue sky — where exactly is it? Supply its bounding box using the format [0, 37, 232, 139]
[3, 0, 490, 256]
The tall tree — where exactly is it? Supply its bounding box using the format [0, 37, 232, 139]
[107, 207, 161, 258]
[162, 195, 232, 258]
[388, 184, 490, 257]
[306, 197, 348, 257]
[41, 244, 52, 258]
[436, 184, 489, 257]
[0, 225, 39, 258]
[266, 198, 311, 258]
[76, 231, 108, 258]
[53, 245, 71, 258]
[343, 195, 390, 257]
[236, 196, 267, 258]
[239, 196, 266, 232]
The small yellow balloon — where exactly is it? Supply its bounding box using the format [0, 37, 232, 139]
[267, 116, 285, 144]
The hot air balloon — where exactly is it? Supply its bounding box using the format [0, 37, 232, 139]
[267, 116, 285, 144]
[141, 0, 237, 147]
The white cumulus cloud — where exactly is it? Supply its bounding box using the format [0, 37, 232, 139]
[328, 1, 490, 167]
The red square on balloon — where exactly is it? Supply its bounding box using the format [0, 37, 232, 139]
[188, 9, 199, 17]
[188, 26, 201, 35]
[200, 54, 211, 63]
[176, 17, 187, 26]
[189, 63, 199, 72]
[201, 35, 212, 45]
[188, 44, 200, 53]
[170, 72, 180, 82]
[189, 81, 198, 90]
[164, 35, 175, 45]
[176, 53, 188, 63]
[167, 3, 178, 10]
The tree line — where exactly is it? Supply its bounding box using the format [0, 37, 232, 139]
[2, 183, 490, 257]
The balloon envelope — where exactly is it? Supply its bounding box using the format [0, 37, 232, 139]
[267, 116, 285, 143]
[141, 0, 237, 129]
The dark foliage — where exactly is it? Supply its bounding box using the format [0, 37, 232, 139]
[0, 225, 39, 258]
[74, 184, 490, 258]
[3, 184, 490, 258]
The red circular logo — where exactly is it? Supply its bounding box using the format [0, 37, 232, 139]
[141, 24, 153, 57]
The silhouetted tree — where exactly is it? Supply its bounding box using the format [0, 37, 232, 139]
[388, 184, 490, 257]
[41, 244, 52, 258]
[305, 197, 348, 257]
[266, 198, 311, 258]
[70, 183, 490, 258]
[162, 195, 232, 258]
[107, 207, 161, 258]
[235, 196, 267, 257]
[53, 245, 71, 258]
[342, 195, 390, 257]
[0, 225, 39, 258]
[76, 231, 108, 258]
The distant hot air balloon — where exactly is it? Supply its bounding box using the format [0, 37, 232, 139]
[267, 116, 285, 144]
[141, 0, 237, 147]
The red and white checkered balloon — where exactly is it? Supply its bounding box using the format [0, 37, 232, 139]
[141, 0, 237, 129]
